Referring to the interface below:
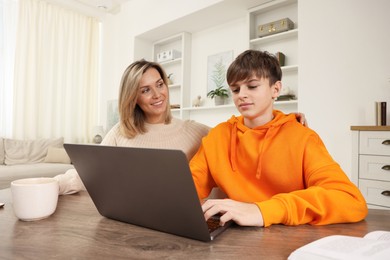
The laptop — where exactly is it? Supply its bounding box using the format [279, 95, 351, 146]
[63, 143, 232, 242]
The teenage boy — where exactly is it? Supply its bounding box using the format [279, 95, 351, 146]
[189, 50, 367, 227]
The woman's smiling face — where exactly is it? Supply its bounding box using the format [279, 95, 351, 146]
[136, 68, 169, 124]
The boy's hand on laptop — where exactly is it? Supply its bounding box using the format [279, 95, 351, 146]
[202, 199, 264, 227]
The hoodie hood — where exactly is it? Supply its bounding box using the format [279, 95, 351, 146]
[227, 110, 296, 179]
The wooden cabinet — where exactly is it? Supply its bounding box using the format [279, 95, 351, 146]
[351, 126, 390, 209]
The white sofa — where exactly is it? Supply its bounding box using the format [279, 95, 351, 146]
[0, 137, 74, 189]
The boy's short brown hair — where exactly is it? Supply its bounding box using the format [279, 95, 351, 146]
[227, 50, 282, 86]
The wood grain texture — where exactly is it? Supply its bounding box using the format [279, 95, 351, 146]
[1, 189, 390, 259]
[351, 125, 390, 131]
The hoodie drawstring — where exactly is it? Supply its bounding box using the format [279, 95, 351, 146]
[230, 121, 238, 172]
[256, 126, 273, 179]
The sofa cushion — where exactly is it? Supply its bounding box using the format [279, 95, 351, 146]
[0, 137, 4, 165]
[4, 137, 64, 165]
[0, 163, 74, 189]
[44, 147, 71, 164]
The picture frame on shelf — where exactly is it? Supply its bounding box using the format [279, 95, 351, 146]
[207, 50, 233, 94]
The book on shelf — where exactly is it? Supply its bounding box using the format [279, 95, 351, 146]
[376, 101, 387, 126]
[381, 102, 387, 126]
[288, 230, 390, 260]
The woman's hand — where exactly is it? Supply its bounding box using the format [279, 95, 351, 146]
[295, 112, 308, 127]
[202, 199, 264, 227]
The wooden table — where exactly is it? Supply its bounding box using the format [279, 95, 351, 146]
[1, 189, 390, 259]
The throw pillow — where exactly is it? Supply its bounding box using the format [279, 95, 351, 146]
[4, 137, 64, 165]
[44, 147, 71, 164]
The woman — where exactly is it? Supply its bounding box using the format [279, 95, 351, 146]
[56, 60, 210, 194]
[101, 59, 210, 159]
[56, 59, 307, 195]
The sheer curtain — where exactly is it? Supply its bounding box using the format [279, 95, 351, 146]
[0, 0, 18, 137]
[12, 0, 99, 143]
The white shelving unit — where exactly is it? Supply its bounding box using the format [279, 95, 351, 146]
[184, 0, 299, 119]
[248, 0, 299, 111]
[133, 0, 299, 125]
[182, 100, 298, 112]
[151, 32, 191, 119]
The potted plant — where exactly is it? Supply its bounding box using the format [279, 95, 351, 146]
[207, 86, 229, 105]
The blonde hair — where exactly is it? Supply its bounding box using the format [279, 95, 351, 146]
[118, 60, 172, 138]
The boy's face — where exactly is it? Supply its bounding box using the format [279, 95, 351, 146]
[229, 76, 281, 127]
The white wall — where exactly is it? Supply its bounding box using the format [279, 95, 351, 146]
[99, 0, 222, 130]
[191, 19, 246, 103]
[298, 0, 390, 176]
[100, 0, 390, 177]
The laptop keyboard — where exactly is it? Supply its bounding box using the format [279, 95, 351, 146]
[207, 216, 222, 233]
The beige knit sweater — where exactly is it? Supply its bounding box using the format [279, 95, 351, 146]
[55, 118, 210, 195]
[102, 118, 210, 160]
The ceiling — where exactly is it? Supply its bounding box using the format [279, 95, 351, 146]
[73, 0, 130, 13]
[47, 0, 131, 18]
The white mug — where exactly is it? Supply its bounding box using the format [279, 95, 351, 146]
[11, 177, 59, 221]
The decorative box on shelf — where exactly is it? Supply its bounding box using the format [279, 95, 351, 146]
[258, 18, 294, 38]
[157, 49, 182, 62]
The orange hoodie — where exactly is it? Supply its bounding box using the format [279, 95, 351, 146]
[190, 110, 368, 227]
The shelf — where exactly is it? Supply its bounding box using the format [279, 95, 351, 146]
[168, 84, 181, 89]
[250, 29, 298, 45]
[275, 100, 298, 105]
[182, 104, 236, 111]
[281, 65, 298, 72]
[151, 32, 192, 119]
[134, 0, 298, 125]
[275, 99, 298, 104]
[248, 0, 298, 115]
[182, 100, 298, 111]
[159, 58, 182, 66]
